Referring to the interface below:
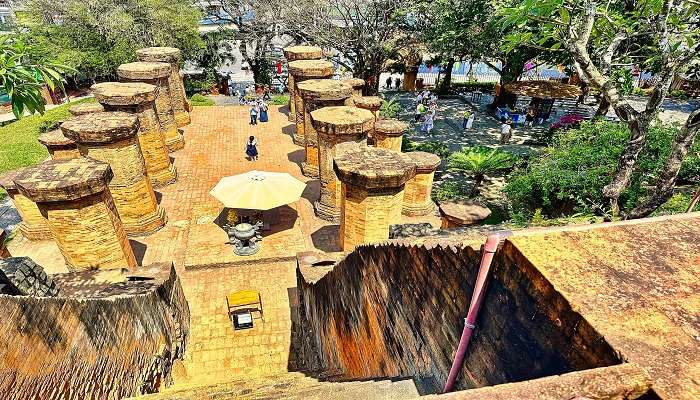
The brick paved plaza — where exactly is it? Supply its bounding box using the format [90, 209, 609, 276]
[6, 104, 440, 388]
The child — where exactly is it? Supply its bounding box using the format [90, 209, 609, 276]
[422, 108, 435, 134]
[249, 104, 258, 125]
[246, 136, 259, 161]
[463, 110, 475, 130]
[500, 117, 513, 144]
[415, 102, 425, 122]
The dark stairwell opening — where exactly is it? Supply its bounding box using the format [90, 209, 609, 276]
[291, 241, 623, 395]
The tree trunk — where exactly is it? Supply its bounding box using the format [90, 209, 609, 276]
[626, 109, 700, 218]
[438, 58, 455, 95]
[595, 97, 610, 117]
[490, 57, 525, 109]
[404, 68, 418, 91]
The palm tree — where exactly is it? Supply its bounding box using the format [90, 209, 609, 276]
[448, 146, 516, 195]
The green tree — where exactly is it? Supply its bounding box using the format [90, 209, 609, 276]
[22, 0, 204, 83]
[283, 0, 410, 94]
[501, 0, 700, 218]
[448, 146, 517, 195]
[0, 36, 72, 118]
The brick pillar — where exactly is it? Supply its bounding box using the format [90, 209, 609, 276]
[14, 158, 137, 271]
[297, 79, 353, 178]
[118, 62, 184, 152]
[310, 106, 374, 222]
[61, 112, 167, 236]
[288, 60, 334, 146]
[283, 46, 324, 122]
[68, 103, 104, 116]
[353, 96, 383, 145]
[136, 47, 191, 127]
[0, 169, 52, 241]
[92, 82, 177, 188]
[334, 147, 416, 250]
[38, 129, 81, 160]
[373, 119, 408, 152]
[0, 229, 9, 258]
[402, 151, 441, 216]
[341, 78, 365, 98]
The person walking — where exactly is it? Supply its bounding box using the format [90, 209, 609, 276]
[258, 100, 269, 123]
[422, 108, 435, 134]
[249, 103, 258, 125]
[394, 77, 402, 90]
[463, 109, 475, 130]
[386, 76, 393, 89]
[415, 102, 424, 122]
[525, 108, 535, 128]
[499, 117, 513, 144]
[246, 135, 259, 161]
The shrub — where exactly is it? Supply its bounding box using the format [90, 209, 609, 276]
[451, 81, 496, 93]
[184, 72, 216, 95]
[504, 120, 679, 218]
[431, 181, 465, 202]
[414, 141, 450, 158]
[669, 89, 689, 100]
[270, 94, 289, 105]
[379, 95, 400, 118]
[448, 146, 517, 194]
[679, 141, 700, 183]
[190, 94, 214, 106]
[652, 192, 700, 215]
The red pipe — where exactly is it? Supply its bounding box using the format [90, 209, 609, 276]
[443, 232, 509, 393]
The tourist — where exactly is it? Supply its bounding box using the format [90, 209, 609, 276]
[386, 76, 393, 89]
[249, 103, 258, 125]
[246, 135, 259, 161]
[422, 108, 435, 134]
[415, 102, 424, 122]
[394, 77, 401, 90]
[258, 101, 269, 123]
[463, 109, 475, 130]
[500, 117, 513, 144]
[525, 108, 535, 128]
[263, 86, 272, 101]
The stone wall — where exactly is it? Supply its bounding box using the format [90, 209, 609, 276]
[296, 241, 621, 394]
[0, 263, 189, 399]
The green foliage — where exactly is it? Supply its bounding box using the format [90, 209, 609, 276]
[194, 29, 236, 79]
[669, 89, 689, 100]
[431, 181, 465, 203]
[0, 98, 95, 198]
[184, 71, 217, 95]
[504, 121, 681, 218]
[414, 141, 450, 158]
[611, 68, 634, 95]
[0, 36, 73, 118]
[679, 141, 700, 183]
[270, 94, 289, 105]
[379, 95, 400, 118]
[401, 135, 417, 152]
[451, 81, 496, 92]
[448, 146, 517, 192]
[190, 94, 214, 106]
[651, 192, 700, 216]
[22, 0, 204, 82]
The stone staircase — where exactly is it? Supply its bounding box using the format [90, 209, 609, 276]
[135, 372, 421, 400]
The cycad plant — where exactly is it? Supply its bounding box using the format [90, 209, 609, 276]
[379, 95, 400, 118]
[448, 146, 517, 195]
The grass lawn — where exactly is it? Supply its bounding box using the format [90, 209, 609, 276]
[0, 97, 95, 199]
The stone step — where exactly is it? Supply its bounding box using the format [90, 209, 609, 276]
[133, 372, 420, 400]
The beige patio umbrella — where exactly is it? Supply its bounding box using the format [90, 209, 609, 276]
[210, 170, 306, 210]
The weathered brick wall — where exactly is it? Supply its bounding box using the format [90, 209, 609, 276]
[296, 241, 620, 394]
[0, 264, 189, 399]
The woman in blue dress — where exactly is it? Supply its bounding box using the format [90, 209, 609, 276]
[246, 136, 259, 161]
[258, 101, 269, 122]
